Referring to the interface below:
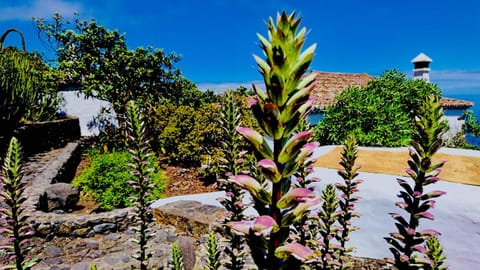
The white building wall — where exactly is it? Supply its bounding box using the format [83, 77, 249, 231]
[60, 91, 117, 137]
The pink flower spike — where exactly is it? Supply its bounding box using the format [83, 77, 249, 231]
[253, 215, 279, 236]
[228, 221, 252, 235]
[275, 243, 317, 262]
[277, 188, 317, 209]
[257, 159, 281, 182]
[230, 175, 261, 191]
[416, 211, 434, 220]
[258, 159, 276, 169]
[248, 98, 258, 107]
[413, 245, 427, 253]
[405, 168, 416, 177]
[400, 254, 409, 262]
[424, 190, 446, 199]
[395, 202, 408, 209]
[236, 127, 263, 145]
[418, 229, 440, 237]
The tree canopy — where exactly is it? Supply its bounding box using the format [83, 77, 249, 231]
[314, 70, 442, 146]
[34, 13, 209, 116]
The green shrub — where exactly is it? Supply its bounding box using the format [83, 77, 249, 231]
[314, 70, 441, 146]
[72, 148, 166, 211]
[151, 103, 223, 167]
[149, 91, 259, 170]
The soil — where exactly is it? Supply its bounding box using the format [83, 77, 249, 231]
[161, 166, 218, 197]
[314, 146, 480, 186]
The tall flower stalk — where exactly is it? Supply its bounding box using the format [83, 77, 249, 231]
[335, 135, 362, 264]
[125, 101, 156, 270]
[228, 11, 320, 269]
[0, 137, 36, 269]
[216, 90, 248, 270]
[385, 96, 448, 269]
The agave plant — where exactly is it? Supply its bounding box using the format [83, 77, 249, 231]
[228, 11, 320, 269]
[0, 137, 37, 269]
[385, 95, 448, 269]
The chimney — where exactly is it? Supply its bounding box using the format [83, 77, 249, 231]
[412, 52, 432, 82]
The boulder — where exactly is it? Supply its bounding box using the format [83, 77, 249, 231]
[39, 183, 80, 212]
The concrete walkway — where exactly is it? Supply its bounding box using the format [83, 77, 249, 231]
[152, 146, 480, 269]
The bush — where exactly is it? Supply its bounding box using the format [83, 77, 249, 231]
[314, 70, 441, 146]
[150, 93, 259, 169]
[151, 103, 223, 167]
[72, 148, 166, 211]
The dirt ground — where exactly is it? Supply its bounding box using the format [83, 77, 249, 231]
[313, 146, 480, 186]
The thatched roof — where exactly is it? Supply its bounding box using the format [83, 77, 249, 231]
[309, 71, 473, 111]
[440, 97, 474, 110]
[310, 71, 373, 110]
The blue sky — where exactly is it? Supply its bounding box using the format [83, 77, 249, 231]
[1, 0, 480, 95]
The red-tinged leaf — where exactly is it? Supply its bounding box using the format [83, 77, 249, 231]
[389, 232, 405, 241]
[416, 211, 434, 220]
[421, 190, 446, 200]
[412, 245, 427, 253]
[414, 256, 434, 265]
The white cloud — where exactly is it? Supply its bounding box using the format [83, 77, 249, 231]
[0, 0, 82, 21]
[430, 70, 480, 95]
[196, 80, 263, 93]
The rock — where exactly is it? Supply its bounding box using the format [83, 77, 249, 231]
[153, 200, 224, 236]
[72, 227, 91, 237]
[37, 223, 52, 235]
[84, 239, 99, 249]
[177, 236, 196, 270]
[58, 222, 73, 235]
[43, 245, 64, 257]
[93, 223, 117, 234]
[38, 183, 80, 212]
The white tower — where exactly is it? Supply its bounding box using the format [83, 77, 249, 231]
[412, 52, 432, 82]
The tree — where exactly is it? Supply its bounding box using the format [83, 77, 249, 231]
[314, 70, 442, 146]
[34, 13, 205, 121]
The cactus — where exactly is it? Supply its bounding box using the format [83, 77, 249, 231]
[0, 49, 37, 133]
[228, 11, 320, 269]
[0, 137, 37, 269]
[385, 96, 448, 269]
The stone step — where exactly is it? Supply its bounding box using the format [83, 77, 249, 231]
[153, 200, 225, 237]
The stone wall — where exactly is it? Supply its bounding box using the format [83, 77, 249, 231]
[22, 142, 137, 239]
[13, 116, 81, 156]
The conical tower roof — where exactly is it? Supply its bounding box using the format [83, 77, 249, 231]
[411, 52, 432, 63]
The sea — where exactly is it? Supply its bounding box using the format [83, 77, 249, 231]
[307, 92, 480, 147]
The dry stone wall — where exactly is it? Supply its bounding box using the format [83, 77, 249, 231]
[22, 142, 137, 239]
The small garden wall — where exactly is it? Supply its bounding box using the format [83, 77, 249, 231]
[12, 116, 81, 156]
[22, 142, 137, 239]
